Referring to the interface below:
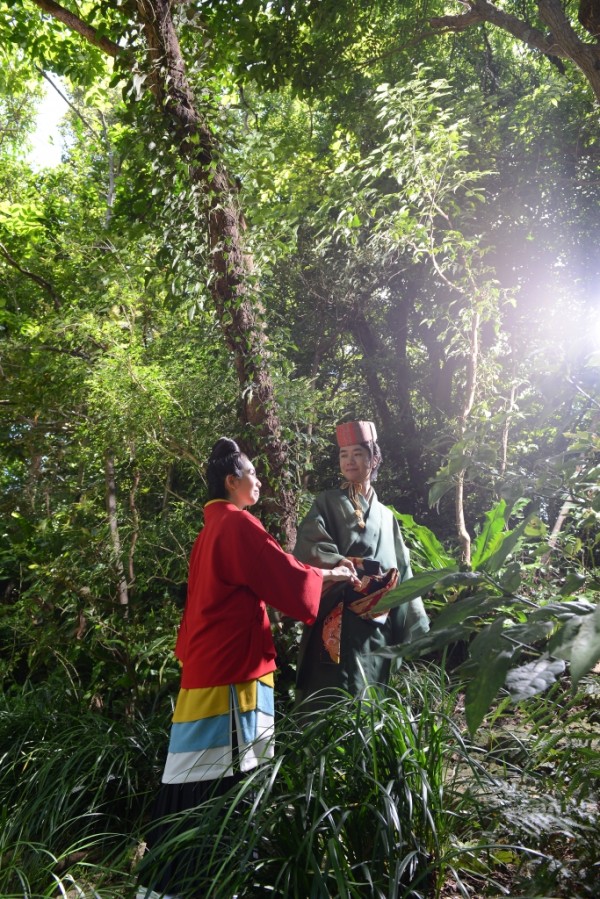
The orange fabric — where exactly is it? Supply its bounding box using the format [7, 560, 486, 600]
[322, 602, 344, 664]
[320, 568, 399, 664]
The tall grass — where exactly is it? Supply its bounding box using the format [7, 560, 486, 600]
[0, 682, 165, 897]
[2, 667, 598, 897]
[138, 665, 509, 898]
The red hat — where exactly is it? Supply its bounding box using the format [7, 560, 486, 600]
[336, 420, 378, 447]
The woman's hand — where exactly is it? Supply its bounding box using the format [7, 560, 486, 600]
[339, 557, 358, 577]
[321, 565, 361, 587]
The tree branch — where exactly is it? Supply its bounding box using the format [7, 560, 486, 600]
[0, 241, 63, 310]
[430, 0, 600, 102]
[29, 0, 125, 58]
[430, 1, 565, 58]
[35, 66, 102, 141]
[21, 344, 94, 362]
[537, 0, 594, 56]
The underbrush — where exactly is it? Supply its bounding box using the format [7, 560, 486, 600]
[0, 681, 167, 898]
[132, 665, 600, 898]
[1, 666, 598, 897]
[457, 674, 600, 897]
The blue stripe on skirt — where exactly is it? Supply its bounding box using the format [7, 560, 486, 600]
[168, 713, 230, 753]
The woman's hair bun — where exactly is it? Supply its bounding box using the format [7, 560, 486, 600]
[209, 437, 240, 461]
[206, 437, 244, 500]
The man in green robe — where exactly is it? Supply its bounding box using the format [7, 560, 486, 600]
[293, 420, 429, 708]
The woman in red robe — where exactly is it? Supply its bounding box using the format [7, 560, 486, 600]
[137, 437, 356, 899]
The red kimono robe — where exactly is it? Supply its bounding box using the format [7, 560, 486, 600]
[162, 499, 322, 786]
[176, 499, 322, 687]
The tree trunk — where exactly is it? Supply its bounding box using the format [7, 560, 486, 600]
[161, 463, 173, 520]
[456, 310, 480, 566]
[128, 468, 140, 587]
[134, 0, 297, 543]
[29, 0, 299, 545]
[500, 382, 517, 477]
[351, 311, 397, 433]
[387, 291, 430, 505]
[104, 454, 130, 613]
[350, 309, 428, 508]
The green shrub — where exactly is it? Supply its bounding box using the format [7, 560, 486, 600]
[0, 682, 166, 897]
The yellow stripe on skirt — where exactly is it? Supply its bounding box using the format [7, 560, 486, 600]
[162, 674, 275, 784]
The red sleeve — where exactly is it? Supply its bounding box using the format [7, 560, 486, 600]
[224, 512, 322, 624]
[248, 531, 322, 623]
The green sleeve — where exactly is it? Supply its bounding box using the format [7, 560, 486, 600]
[293, 496, 344, 569]
[391, 516, 430, 643]
[392, 516, 412, 582]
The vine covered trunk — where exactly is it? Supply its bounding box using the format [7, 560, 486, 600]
[30, 0, 299, 545]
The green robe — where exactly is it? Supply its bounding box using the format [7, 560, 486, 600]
[293, 487, 429, 707]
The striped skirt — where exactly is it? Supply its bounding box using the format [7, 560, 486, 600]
[161, 673, 275, 785]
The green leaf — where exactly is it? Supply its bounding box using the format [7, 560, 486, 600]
[498, 561, 522, 594]
[504, 656, 566, 700]
[464, 617, 516, 733]
[431, 591, 508, 631]
[559, 572, 586, 596]
[551, 605, 600, 685]
[370, 567, 470, 614]
[503, 620, 555, 645]
[479, 512, 538, 573]
[530, 598, 596, 622]
[380, 625, 472, 660]
[389, 510, 454, 569]
[428, 477, 454, 508]
[524, 515, 546, 536]
[471, 500, 507, 569]
[569, 606, 600, 683]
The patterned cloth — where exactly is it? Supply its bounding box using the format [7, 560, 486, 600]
[161, 673, 275, 784]
[320, 566, 400, 664]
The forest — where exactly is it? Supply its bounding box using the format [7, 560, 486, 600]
[1, 1, 599, 897]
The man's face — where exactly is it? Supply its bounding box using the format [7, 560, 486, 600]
[339, 444, 372, 484]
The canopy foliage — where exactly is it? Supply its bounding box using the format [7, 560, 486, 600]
[0, 1, 599, 893]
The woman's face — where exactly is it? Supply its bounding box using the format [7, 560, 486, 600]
[339, 443, 373, 485]
[226, 455, 261, 509]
